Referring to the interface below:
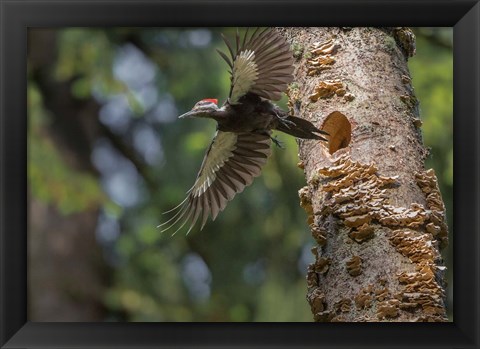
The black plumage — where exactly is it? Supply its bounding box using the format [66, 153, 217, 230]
[159, 28, 328, 235]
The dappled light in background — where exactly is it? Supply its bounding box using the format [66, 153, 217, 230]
[182, 253, 212, 303]
[27, 27, 453, 322]
[92, 139, 144, 208]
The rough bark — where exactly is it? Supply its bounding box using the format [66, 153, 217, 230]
[281, 27, 449, 322]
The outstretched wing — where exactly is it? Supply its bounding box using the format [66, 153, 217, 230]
[217, 28, 294, 104]
[159, 131, 272, 235]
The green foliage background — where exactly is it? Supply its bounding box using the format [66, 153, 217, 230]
[28, 28, 453, 321]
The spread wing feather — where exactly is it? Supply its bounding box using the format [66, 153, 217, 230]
[159, 131, 272, 235]
[217, 28, 294, 104]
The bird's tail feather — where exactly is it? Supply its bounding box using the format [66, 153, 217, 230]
[276, 115, 328, 141]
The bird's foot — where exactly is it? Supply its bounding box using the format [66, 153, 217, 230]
[271, 135, 285, 149]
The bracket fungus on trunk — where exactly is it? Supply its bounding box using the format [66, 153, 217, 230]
[307, 37, 339, 76]
[300, 153, 448, 322]
[309, 80, 347, 102]
[346, 255, 363, 276]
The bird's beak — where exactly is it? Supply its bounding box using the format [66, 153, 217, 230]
[178, 110, 195, 119]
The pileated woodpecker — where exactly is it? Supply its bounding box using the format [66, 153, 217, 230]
[159, 28, 328, 235]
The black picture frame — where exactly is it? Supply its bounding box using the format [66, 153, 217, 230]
[1, 0, 479, 348]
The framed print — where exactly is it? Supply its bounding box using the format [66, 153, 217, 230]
[1, 0, 479, 348]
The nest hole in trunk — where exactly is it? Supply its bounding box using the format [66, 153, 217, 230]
[321, 111, 352, 154]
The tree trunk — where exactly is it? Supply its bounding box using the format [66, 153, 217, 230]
[28, 29, 109, 321]
[29, 199, 107, 321]
[281, 27, 449, 322]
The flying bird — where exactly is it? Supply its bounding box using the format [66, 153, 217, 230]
[159, 28, 328, 235]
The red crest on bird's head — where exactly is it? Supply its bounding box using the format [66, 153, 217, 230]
[201, 98, 218, 105]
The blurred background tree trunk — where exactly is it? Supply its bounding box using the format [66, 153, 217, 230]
[282, 27, 449, 322]
[28, 29, 109, 321]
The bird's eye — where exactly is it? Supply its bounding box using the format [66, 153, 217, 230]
[195, 101, 211, 109]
